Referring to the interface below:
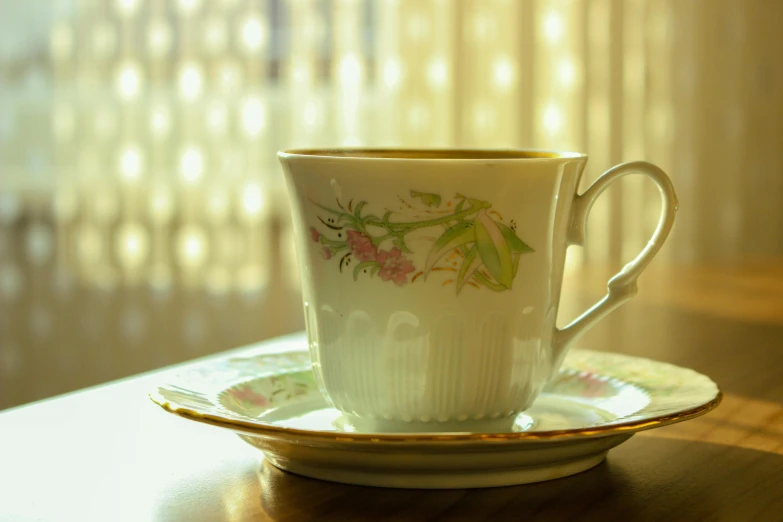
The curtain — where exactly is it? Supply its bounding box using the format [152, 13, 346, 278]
[0, 0, 781, 407]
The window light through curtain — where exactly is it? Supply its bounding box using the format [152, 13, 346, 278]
[0, 0, 781, 406]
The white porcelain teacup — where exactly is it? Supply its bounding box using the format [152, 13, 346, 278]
[279, 148, 677, 433]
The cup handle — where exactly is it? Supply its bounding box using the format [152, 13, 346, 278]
[551, 161, 678, 366]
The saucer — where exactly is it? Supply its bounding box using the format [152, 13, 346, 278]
[150, 334, 721, 489]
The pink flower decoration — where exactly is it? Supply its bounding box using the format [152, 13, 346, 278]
[346, 229, 378, 262]
[310, 226, 321, 242]
[231, 386, 269, 407]
[321, 247, 332, 259]
[376, 247, 415, 286]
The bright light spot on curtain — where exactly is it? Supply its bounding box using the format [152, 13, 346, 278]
[493, 57, 516, 89]
[302, 100, 320, 129]
[427, 57, 448, 90]
[240, 182, 265, 218]
[119, 145, 143, 182]
[473, 104, 496, 133]
[407, 102, 430, 131]
[291, 62, 313, 85]
[240, 16, 267, 52]
[543, 103, 563, 135]
[382, 58, 403, 89]
[557, 58, 576, 87]
[148, 186, 174, 224]
[115, 63, 142, 99]
[406, 12, 428, 42]
[116, 0, 140, 15]
[206, 189, 230, 222]
[543, 11, 563, 43]
[204, 20, 228, 54]
[178, 0, 202, 14]
[179, 147, 205, 184]
[241, 97, 266, 137]
[178, 63, 204, 100]
[218, 61, 243, 92]
[116, 223, 149, 268]
[338, 54, 362, 86]
[206, 102, 228, 135]
[150, 107, 171, 138]
[177, 227, 208, 267]
[148, 21, 172, 57]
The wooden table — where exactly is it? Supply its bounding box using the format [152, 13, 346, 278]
[2, 262, 782, 521]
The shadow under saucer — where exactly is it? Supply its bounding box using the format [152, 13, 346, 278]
[257, 436, 783, 522]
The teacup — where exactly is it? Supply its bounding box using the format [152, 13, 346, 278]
[279, 149, 677, 433]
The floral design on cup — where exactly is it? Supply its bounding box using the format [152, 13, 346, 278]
[310, 191, 535, 293]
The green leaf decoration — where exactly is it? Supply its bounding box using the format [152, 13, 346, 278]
[474, 209, 514, 289]
[497, 223, 535, 254]
[410, 190, 442, 207]
[392, 235, 412, 253]
[463, 197, 489, 211]
[512, 253, 520, 278]
[336, 212, 360, 228]
[424, 221, 475, 275]
[456, 244, 482, 293]
[353, 201, 367, 217]
[353, 261, 378, 281]
[472, 271, 509, 292]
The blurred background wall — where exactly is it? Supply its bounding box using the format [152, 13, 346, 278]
[1, 0, 781, 409]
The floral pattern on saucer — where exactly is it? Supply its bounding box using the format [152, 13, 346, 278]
[222, 372, 315, 413]
[150, 336, 720, 440]
[149, 335, 721, 488]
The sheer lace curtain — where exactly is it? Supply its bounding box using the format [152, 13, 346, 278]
[0, 0, 781, 407]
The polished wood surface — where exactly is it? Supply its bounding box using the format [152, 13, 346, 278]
[1, 262, 782, 521]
